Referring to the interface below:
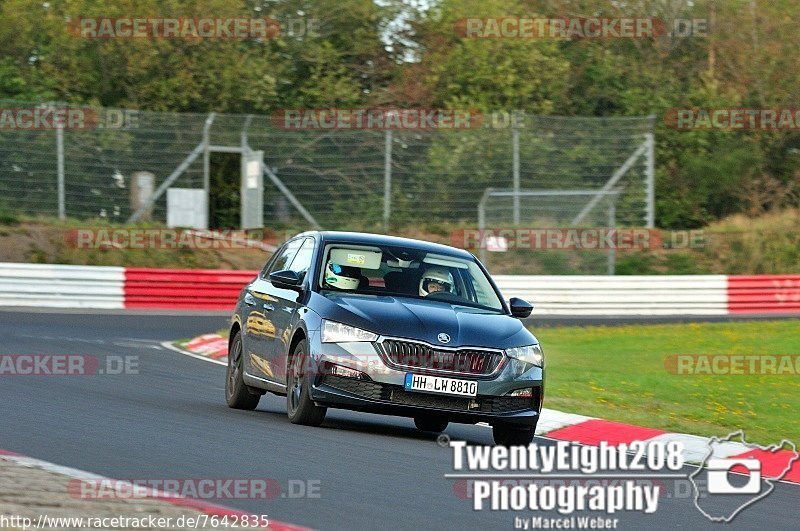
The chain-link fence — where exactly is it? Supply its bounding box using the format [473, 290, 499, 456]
[0, 101, 208, 221]
[0, 100, 654, 234]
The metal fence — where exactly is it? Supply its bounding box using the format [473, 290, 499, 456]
[0, 100, 654, 234]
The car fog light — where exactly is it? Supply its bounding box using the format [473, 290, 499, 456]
[325, 362, 368, 380]
[506, 388, 534, 398]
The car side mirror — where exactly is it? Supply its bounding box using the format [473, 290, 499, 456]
[269, 269, 302, 291]
[508, 297, 533, 318]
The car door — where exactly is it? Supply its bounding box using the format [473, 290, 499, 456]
[264, 237, 316, 384]
[244, 238, 303, 381]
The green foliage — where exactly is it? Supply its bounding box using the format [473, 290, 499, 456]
[0, 201, 20, 225]
[1, 0, 799, 230]
[0, 0, 384, 112]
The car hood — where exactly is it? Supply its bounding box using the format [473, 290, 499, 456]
[312, 292, 536, 349]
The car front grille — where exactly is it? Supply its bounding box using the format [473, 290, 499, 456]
[320, 375, 391, 401]
[320, 375, 536, 414]
[389, 388, 473, 410]
[377, 339, 503, 376]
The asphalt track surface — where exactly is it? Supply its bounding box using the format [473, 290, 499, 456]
[1, 310, 797, 530]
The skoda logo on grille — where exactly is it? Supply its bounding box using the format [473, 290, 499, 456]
[437, 333, 451, 344]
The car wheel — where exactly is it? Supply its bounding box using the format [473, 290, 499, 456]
[492, 424, 536, 446]
[414, 417, 449, 433]
[287, 339, 327, 426]
[225, 331, 261, 410]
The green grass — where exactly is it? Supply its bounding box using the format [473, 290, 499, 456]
[533, 320, 800, 445]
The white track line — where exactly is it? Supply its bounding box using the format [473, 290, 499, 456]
[161, 341, 227, 366]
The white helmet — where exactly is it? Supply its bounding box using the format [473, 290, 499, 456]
[324, 261, 360, 290]
[419, 266, 454, 296]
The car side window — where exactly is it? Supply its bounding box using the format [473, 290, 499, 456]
[263, 239, 303, 278]
[259, 248, 280, 278]
[287, 238, 315, 283]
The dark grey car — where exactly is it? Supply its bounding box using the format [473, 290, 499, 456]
[226, 231, 544, 445]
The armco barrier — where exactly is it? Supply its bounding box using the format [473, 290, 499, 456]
[0, 263, 124, 309]
[493, 275, 729, 316]
[1, 263, 799, 315]
[124, 268, 257, 310]
[727, 275, 800, 314]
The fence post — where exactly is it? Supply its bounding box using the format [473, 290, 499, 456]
[607, 196, 617, 275]
[56, 123, 65, 220]
[512, 123, 520, 225]
[383, 128, 392, 232]
[202, 112, 216, 220]
[477, 188, 493, 266]
[645, 132, 655, 228]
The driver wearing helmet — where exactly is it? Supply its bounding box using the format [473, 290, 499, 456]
[324, 260, 361, 290]
[419, 266, 455, 297]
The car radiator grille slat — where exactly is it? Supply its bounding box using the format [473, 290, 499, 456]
[378, 340, 502, 376]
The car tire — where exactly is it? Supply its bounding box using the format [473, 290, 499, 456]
[492, 424, 536, 446]
[414, 417, 449, 433]
[225, 331, 261, 410]
[287, 339, 327, 426]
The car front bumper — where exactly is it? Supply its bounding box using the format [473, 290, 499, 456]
[306, 332, 544, 427]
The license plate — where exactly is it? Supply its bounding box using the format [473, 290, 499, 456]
[404, 373, 477, 397]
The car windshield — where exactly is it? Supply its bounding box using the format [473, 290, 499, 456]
[318, 243, 504, 312]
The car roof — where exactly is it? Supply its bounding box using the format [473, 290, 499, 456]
[296, 231, 474, 260]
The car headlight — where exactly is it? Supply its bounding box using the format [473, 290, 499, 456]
[505, 344, 544, 368]
[321, 320, 378, 343]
